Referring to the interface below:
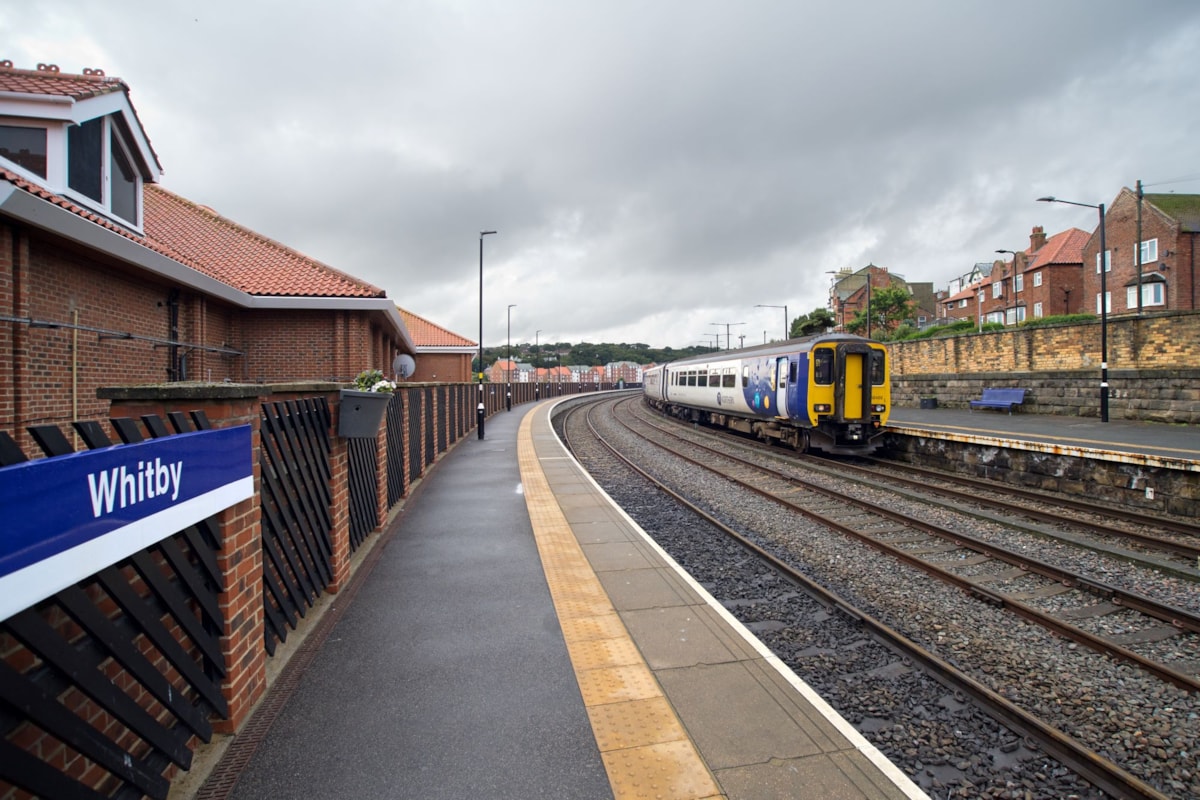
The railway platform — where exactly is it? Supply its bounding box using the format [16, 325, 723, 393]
[888, 405, 1200, 467]
[187, 397, 925, 800]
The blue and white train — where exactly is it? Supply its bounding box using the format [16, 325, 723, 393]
[643, 334, 890, 455]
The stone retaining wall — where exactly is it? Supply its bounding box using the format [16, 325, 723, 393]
[886, 310, 1200, 423]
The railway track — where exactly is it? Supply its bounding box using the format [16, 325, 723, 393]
[622, 397, 1200, 691]
[555, 393, 1199, 799]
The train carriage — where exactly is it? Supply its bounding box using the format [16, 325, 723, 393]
[643, 334, 889, 454]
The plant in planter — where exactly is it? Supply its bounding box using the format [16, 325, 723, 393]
[338, 369, 397, 438]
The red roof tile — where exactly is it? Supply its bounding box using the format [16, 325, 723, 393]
[143, 186, 384, 297]
[0, 168, 385, 298]
[1028, 228, 1088, 270]
[0, 62, 126, 101]
[397, 307, 475, 348]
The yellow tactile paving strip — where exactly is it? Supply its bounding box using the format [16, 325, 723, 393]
[518, 412, 725, 800]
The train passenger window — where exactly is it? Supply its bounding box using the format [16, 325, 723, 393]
[722, 372, 735, 388]
[742, 365, 749, 387]
[788, 362, 797, 384]
[709, 371, 720, 386]
[814, 350, 833, 385]
[870, 351, 886, 385]
[698, 373, 708, 387]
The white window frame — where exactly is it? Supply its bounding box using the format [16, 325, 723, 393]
[61, 113, 143, 230]
[992, 282, 1003, 299]
[1137, 238, 1158, 265]
[1014, 274, 1024, 293]
[1127, 282, 1165, 308]
[1096, 292, 1111, 313]
[957, 298, 967, 308]
[1032, 271, 1043, 287]
[1096, 250, 1111, 273]
[1033, 302, 1044, 318]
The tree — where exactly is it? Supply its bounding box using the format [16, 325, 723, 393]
[845, 285, 915, 339]
[790, 307, 835, 338]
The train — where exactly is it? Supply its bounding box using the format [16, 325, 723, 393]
[642, 334, 890, 455]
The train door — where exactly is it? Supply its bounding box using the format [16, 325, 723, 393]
[775, 357, 789, 418]
[838, 346, 869, 420]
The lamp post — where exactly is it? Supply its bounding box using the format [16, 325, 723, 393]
[478, 230, 496, 439]
[1038, 196, 1108, 422]
[995, 249, 1021, 325]
[534, 329, 542, 399]
[506, 303, 516, 411]
[755, 304, 789, 341]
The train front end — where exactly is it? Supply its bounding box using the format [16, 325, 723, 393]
[801, 338, 889, 454]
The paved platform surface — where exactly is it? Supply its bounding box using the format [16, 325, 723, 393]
[889, 405, 1200, 467]
[196, 398, 926, 800]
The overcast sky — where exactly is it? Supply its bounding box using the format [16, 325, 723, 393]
[6, 2, 1200, 350]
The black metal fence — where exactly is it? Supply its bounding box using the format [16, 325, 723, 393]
[259, 399, 334, 656]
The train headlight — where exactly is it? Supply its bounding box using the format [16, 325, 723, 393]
[813, 403, 831, 413]
[872, 404, 887, 413]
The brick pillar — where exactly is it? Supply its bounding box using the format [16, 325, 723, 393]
[103, 386, 268, 733]
[327, 430, 352, 592]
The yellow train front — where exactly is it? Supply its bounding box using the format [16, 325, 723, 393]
[644, 334, 890, 455]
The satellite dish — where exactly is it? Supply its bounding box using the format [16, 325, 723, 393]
[393, 354, 417, 379]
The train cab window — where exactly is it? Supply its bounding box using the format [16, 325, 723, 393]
[813, 349, 833, 385]
[870, 351, 886, 385]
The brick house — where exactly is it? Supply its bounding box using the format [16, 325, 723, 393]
[985, 226, 1089, 324]
[1083, 187, 1200, 316]
[942, 227, 1087, 326]
[397, 307, 475, 382]
[0, 63, 416, 444]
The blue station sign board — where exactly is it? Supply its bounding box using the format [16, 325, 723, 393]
[0, 425, 253, 622]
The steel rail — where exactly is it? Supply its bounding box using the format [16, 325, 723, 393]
[621, 397, 1200, 692]
[842, 454, 1200, 559]
[580, 396, 1172, 800]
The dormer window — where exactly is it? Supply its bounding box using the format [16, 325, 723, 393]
[66, 114, 141, 227]
[0, 65, 161, 233]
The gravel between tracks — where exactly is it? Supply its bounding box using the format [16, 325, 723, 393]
[558, 395, 1200, 799]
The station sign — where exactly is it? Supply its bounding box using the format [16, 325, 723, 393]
[0, 425, 253, 621]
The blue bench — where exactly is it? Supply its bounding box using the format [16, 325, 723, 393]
[969, 388, 1026, 414]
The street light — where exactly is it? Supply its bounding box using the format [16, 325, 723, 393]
[478, 230, 496, 439]
[1038, 195, 1108, 422]
[506, 304, 516, 411]
[755, 304, 789, 341]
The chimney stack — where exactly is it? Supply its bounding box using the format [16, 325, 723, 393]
[1030, 225, 1047, 253]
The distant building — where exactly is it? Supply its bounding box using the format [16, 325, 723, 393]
[397, 308, 475, 382]
[827, 264, 932, 332]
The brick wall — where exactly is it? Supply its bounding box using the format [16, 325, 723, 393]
[1, 223, 406, 454]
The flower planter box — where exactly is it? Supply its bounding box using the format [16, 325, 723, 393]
[338, 389, 392, 438]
